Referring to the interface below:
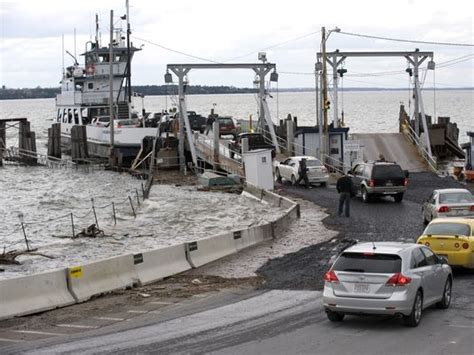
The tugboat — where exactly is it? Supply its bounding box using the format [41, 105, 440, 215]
[53, 9, 158, 164]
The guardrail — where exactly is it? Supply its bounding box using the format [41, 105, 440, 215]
[0, 185, 300, 320]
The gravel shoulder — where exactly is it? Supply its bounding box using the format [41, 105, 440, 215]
[256, 173, 474, 291]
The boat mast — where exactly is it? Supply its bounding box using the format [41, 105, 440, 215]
[109, 9, 115, 165]
[126, 0, 132, 120]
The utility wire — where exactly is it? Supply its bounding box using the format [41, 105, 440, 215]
[223, 30, 322, 62]
[338, 31, 474, 47]
[132, 35, 221, 63]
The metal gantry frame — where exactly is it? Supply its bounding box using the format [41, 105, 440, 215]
[316, 50, 435, 158]
[166, 63, 280, 172]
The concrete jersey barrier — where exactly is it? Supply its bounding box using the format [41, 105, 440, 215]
[0, 268, 75, 320]
[186, 233, 237, 268]
[67, 254, 138, 302]
[134, 244, 192, 285]
[233, 224, 274, 251]
[0, 186, 300, 320]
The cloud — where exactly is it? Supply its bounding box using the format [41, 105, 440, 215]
[1, 0, 472, 88]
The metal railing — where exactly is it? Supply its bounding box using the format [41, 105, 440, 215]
[400, 122, 438, 173]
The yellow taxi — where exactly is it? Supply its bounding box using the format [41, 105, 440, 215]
[417, 217, 474, 268]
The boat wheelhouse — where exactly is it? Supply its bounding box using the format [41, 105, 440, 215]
[54, 14, 158, 162]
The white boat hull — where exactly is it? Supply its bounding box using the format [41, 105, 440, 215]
[61, 123, 159, 159]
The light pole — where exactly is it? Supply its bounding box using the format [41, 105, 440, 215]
[320, 26, 340, 159]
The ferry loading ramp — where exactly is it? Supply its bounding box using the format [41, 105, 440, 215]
[352, 133, 430, 172]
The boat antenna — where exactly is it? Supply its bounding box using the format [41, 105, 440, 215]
[61, 34, 65, 76]
[74, 28, 77, 60]
[372, 241, 377, 251]
[95, 13, 99, 47]
[65, 50, 79, 66]
[126, 0, 132, 120]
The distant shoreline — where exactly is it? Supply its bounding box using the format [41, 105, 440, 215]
[1, 85, 472, 100]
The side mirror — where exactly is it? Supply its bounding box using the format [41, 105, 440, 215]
[404, 170, 410, 178]
[438, 255, 448, 265]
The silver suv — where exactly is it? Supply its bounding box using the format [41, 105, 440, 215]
[349, 161, 408, 202]
[323, 242, 452, 327]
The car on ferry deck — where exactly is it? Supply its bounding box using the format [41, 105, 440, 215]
[417, 217, 474, 268]
[323, 242, 452, 327]
[421, 188, 474, 224]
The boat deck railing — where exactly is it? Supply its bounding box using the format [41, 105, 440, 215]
[1, 146, 106, 171]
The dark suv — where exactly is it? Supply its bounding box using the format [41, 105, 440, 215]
[349, 161, 409, 202]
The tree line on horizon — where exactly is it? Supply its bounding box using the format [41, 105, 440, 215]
[0, 85, 258, 100]
[0, 84, 471, 100]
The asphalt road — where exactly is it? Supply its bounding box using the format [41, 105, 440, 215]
[3, 272, 473, 355]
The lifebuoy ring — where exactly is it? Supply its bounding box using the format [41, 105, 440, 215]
[86, 64, 95, 75]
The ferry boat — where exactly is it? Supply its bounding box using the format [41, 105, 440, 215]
[53, 12, 158, 162]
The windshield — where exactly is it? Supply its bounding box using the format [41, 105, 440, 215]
[305, 159, 323, 167]
[219, 118, 234, 125]
[439, 192, 473, 204]
[333, 252, 402, 273]
[247, 135, 265, 144]
[424, 222, 471, 236]
[373, 165, 404, 179]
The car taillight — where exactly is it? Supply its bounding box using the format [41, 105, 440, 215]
[386, 273, 411, 286]
[470, 205, 474, 212]
[424, 241, 430, 247]
[454, 242, 460, 248]
[404, 178, 408, 186]
[323, 270, 339, 283]
[462, 242, 469, 249]
[368, 179, 375, 187]
[438, 206, 450, 213]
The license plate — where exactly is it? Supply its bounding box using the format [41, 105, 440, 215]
[458, 210, 470, 216]
[385, 182, 393, 186]
[354, 283, 370, 293]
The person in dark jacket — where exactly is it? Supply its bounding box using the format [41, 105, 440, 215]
[296, 158, 310, 188]
[336, 174, 354, 217]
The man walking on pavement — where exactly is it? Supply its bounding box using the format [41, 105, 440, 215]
[336, 174, 354, 217]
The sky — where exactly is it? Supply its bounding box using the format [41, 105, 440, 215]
[0, 0, 473, 89]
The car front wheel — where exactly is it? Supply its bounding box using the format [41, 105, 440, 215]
[404, 290, 423, 327]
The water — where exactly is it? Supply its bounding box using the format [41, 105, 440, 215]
[0, 91, 472, 278]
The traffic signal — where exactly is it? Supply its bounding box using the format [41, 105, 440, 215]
[324, 100, 331, 110]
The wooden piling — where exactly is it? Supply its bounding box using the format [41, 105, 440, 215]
[47, 123, 61, 159]
[71, 125, 89, 163]
[19, 120, 37, 165]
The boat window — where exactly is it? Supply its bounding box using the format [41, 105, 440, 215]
[74, 109, 79, 125]
[62, 109, 68, 123]
[68, 109, 73, 124]
[57, 109, 61, 122]
[98, 54, 110, 63]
